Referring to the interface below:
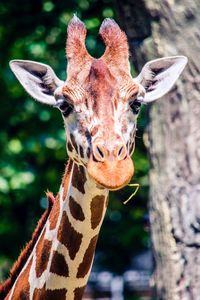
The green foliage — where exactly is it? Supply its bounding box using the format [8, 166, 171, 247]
[0, 0, 150, 280]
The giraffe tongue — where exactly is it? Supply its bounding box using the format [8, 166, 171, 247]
[87, 157, 134, 191]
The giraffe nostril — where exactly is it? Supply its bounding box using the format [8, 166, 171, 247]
[93, 144, 105, 162]
[118, 146, 124, 157]
[117, 145, 127, 160]
[96, 146, 104, 159]
[93, 143, 127, 162]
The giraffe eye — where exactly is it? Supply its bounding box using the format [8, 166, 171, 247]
[129, 100, 141, 114]
[55, 99, 73, 117]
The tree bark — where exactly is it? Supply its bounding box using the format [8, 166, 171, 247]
[116, 0, 200, 299]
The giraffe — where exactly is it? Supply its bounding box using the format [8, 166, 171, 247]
[0, 16, 187, 300]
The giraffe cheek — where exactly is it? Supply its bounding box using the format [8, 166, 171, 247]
[87, 156, 134, 191]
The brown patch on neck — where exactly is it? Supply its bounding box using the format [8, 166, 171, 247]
[0, 194, 54, 300]
[69, 196, 85, 221]
[49, 193, 60, 230]
[79, 145, 84, 158]
[74, 286, 86, 300]
[77, 235, 98, 278]
[70, 133, 78, 153]
[62, 159, 73, 200]
[35, 229, 52, 277]
[90, 195, 106, 229]
[71, 164, 87, 194]
[67, 141, 73, 152]
[57, 212, 83, 260]
[33, 284, 67, 300]
[5, 257, 32, 300]
[50, 251, 69, 277]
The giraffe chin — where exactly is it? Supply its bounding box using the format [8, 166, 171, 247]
[87, 157, 134, 191]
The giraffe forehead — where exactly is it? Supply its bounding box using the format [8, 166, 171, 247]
[65, 60, 116, 122]
[86, 60, 116, 96]
[84, 60, 139, 109]
[64, 60, 116, 112]
[64, 58, 139, 110]
[89, 59, 113, 79]
[83, 60, 122, 118]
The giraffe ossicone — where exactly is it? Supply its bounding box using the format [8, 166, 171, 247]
[1, 16, 187, 300]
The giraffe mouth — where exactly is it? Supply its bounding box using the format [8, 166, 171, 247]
[87, 156, 134, 190]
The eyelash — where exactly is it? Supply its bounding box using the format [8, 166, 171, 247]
[55, 99, 74, 117]
[129, 99, 142, 114]
[61, 103, 74, 117]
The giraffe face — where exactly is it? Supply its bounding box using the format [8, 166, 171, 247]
[56, 58, 143, 190]
[55, 17, 147, 190]
[9, 17, 187, 190]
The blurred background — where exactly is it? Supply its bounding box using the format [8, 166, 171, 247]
[0, 1, 179, 299]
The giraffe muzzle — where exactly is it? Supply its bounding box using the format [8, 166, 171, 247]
[87, 156, 134, 190]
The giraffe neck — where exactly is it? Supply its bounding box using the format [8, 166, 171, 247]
[7, 159, 109, 300]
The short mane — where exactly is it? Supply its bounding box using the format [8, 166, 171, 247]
[0, 192, 55, 300]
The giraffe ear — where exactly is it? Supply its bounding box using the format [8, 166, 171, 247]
[9, 60, 64, 106]
[135, 56, 188, 103]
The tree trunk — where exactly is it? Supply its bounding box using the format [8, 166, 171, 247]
[116, 0, 200, 299]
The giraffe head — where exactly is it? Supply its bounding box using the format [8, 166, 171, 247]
[10, 16, 187, 191]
